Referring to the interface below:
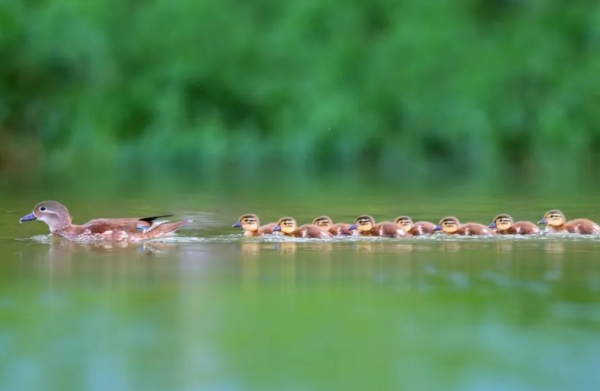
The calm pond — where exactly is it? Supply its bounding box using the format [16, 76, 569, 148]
[1, 180, 599, 391]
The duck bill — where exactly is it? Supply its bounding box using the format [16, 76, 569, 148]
[348, 224, 357, 231]
[538, 218, 547, 225]
[232, 222, 242, 228]
[488, 223, 496, 229]
[272, 225, 281, 232]
[19, 213, 37, 223]
[433, 225, 442, 231]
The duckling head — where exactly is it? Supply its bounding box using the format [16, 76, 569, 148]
[233, 214, 260, 232]
[490, 214, 513, 230]
[539, 210, 565, 227]
[394, 216, 413, 232]
[350, 215, 375, 232]
[312, 216, 333, 229]
[276, 217, 298, 235]
[20, 201, 72, 232]
[435, 217, 460, 234]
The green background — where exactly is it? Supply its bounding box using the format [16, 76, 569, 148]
[2, 0, 600, 182]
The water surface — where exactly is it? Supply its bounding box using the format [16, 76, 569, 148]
[1, 183, 599, 391]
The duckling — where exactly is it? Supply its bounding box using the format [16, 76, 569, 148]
[539, 210, 600, 234]
[19, 201, 190, 242]
[348, 215, 406, 238]
[433, 216, 494, 236]
[232, 214, 277, 237]
[312, 215, 353, 236]
[394, 216, 436, 236]
[273, 217, 332, 239]
[488, 214, 540, 235]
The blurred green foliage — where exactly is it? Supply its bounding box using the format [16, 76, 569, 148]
[1, 0, 600, 180]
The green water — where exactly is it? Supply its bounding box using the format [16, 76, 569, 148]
[1, 182, 599, 391]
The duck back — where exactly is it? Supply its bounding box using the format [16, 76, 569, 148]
[295, 224, 332, 239]
[408, 221, 436, 236]
[377, 222, 406, 238]
[330, 223, 353, 236]
[457, 223, 494, 236]
[564, 219, 600, 234]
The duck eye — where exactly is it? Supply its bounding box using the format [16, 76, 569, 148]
[40, 206, 47, 212]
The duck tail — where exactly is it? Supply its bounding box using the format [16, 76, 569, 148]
[145, 219, 192, 237]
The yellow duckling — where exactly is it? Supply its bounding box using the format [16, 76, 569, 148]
[394, 216, 436, 236]
[489, 214, 540, 235]
[232, 214, 277, 237]
[273, 217, 332, 239]
[433, 216, 494, 236]
[539, 210, 600, 234]
[348, 215, 406, 238]
[312, 216, 353, 236]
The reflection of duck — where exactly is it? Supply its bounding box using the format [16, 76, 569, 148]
[312, 216, 353, 236]
[539, 210, 600, 234]
[232, 214, 277, 237]
[20, 201, 190, 242]
[433, 217, 494, 236]
[240, 242, 262, 257]
[278, 242, 298, 255]
[349, 215, 406, 238]
[394, 216, 436, 236]
[274, 217, 332, 239]
[489, 214, 540, 235]
[48, 236, 178, 254]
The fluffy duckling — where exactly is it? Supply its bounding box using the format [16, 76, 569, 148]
[19, 201, 190, 242]
[539, 210, 600, 234]
[348, 215, 406, 238]
[394, 216, 436, 236]
[488, 214, 540, 235]
[232, 214, 277, 237]
[433, 216, 494, 236]
[273, 217, 332, 239]
[312, 216, 353, 236]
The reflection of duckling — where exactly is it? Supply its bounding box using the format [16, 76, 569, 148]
[433, 216, 494, 236]
[232, 214, 277, 237]
[394, 216, 436, 236]
[273, 217, 332, 239]
[539, 210, 600, 234]
[312, 216, 353, 236]
[349, 215, 406, 238]
[489, 214, 540, 235]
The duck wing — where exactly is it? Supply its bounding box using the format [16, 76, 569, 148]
[83, 215, 173, 235]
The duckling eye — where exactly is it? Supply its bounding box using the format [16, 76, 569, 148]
[40, 206, 47, 212]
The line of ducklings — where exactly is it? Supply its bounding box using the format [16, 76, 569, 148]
[233, 210, 600, 238]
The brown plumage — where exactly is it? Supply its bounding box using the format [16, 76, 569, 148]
[490, 214, 540, 235]
[539, 210, 600, 234]
[232, 214, 277, 237]
[434, 216, 494, 236]
[275, 217, 332, 239]
[394, 216, 436, 236]
[350, 215, 406, 238]
[19, 201, 190, 242]
[312, 216, 353, 236]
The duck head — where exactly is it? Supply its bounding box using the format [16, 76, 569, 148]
[490, 214, 513, 230]
[20, 201, 72, 232]
[539, 210, 565, 227]
[350, 215, 375, 233]
[276, 217, 298, 235]
[233, 214, 260, 232]
[435, 217, 460, 234]
[312, 216, 333, 230]
[394, 216, 413, 232]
